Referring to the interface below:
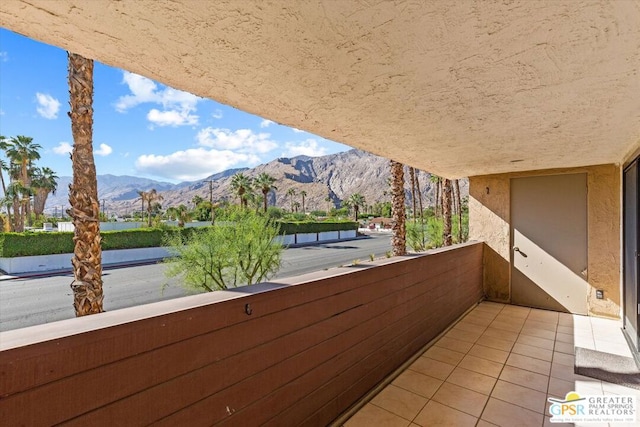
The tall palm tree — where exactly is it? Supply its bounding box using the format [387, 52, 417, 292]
[255, 172, 277, 213]
[324, 195, 332, 213]
[390, 160, 406, 256]
[145, 189, 163, 227]
[409, 167, 417, 223]
[442, 178, 453, 246]
[67, 52, 103, 316]
[300, 190, 307, 213]
[137, 190, 148, 224]
[430, 174, 442, 217]
[231, 172, 252, 208]
[5, 135, 41, 230]
[347, 193, 366, 221]
[292, 201, 301, 213]
[415, 168, 425, 248]
[454, 179, 463, 243]
[0, 148, 13, 227]
[32, 167, 59, 219]
[286, 188, 296, 212]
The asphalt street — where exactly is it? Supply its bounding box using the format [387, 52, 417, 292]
[0, 233, 392, 332]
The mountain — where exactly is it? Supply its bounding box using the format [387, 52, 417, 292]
[44, 150, 468, 217]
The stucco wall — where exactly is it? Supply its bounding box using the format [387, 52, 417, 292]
[469, 164, 621, 318]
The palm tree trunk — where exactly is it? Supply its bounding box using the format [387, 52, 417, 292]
[442, 179, 452, 246]
[409, 167, 417, 223]
[415, 170, 425, 247]
[390, 160, 406, 256]
[68, 52, 104, 316]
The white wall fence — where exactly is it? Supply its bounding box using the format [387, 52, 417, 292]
[0, 230, 358, 275]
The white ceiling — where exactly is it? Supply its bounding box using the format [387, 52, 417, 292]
[1, 1, 639, 177]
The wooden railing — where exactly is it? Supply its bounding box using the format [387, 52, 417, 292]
[0, 242, 483, 426]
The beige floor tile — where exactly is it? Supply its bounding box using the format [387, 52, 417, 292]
[511, 342, 553, 362]
[555, 332, 574, 344]
[489, 320, 523, 334]
[445, 328, 482, 344]
[468, 344, 510, 364]
[413, 400, 477, 427]
[557, 313, 574, 327]
[520, 327, 557, 341]
[446, 366, 497, 395]
[409, 356, 456, 381]
[482, 327, 519, 343]
[494, 312, 527, 323]
[501, 305, 531, 317]
[549, 361, 595, 382]
[423, 346, 465, 366]
[506, 353, 551, 375]
[344, 403, 411, 427]
[392, 369, 443, 399]
[434, 336, 474, 354]
[453, 321, 488, 335]
[371, 384, 428, 421]
[527, 309, 559, 324]
[499, 365, 549, 393]
[476, 420, 499, 427]
[432, 382, 489, 417]
[491, 380, 547, 413]
[524, 319, 557, 332]
[481, 397, 543, 427]
[469, 309, 499, 320]
[516, 334, 555, 351]
[555, 325, 575, 335]
[458, 354, 504, 378]
[553, 341, 575, 355]
[547, 377, 575, 398]
[463, 313, 495, 326]
[551, 351, 575, 367]
[476, 334, 515, 352]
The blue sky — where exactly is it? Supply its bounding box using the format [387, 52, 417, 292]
[0, 29, 349, 183]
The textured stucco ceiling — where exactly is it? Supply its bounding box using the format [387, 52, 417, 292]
[1, 1, 639, 177]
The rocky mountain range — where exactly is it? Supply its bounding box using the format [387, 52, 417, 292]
[44, 149, 468, 217]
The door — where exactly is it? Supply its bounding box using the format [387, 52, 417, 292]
[623, 158, 639, 352]
[511, 173, 588, 314]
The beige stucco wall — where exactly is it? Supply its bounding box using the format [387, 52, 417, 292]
[470, 164, 621, 318]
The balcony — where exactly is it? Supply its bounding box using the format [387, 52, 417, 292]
[342, 301, 638, 427]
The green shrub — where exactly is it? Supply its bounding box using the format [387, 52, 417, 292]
[406, 221, 428, 252]
[276, 221, 357, 235]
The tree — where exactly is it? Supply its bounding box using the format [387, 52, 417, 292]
[67, 52, 103, 316]
[231, 172, 252, 209]
[5, 135, 41, 230]
[442, 178, 453, 246]
[165, 210, 283, 291]
[137, 190, 148, 224]
[415, 168, 426, 249]
[390, 160, 406, 255]
[454, 179, 462, 243]
[167, 204, 190, 227]
[145, 189, 163, 227]
[325, 195, 332, 212]
[32, 167, 59, 219]
[286, 188, 296, 212]
[255, 172, 277, 213]
[430, 174, 442, 217]
[292, 201, 300, 213]
[300, 190, 307, 213]
[409, 167, 417, 222]
[347, 193, 366, 221]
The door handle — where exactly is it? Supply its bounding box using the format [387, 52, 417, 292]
[513, 246, 527, 257]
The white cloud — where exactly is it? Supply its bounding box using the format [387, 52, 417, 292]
[0, 51, 7, 62]
[115, 71, 201, 127]
[94, 143, 113, 156]
[147, 108, 198, 127]
[35, 93, 61, 119]
[212, 109, 223, 119]
[53, 142, 73, 155]
[196, 127, 277, 154]
[282, 139, 328, 157]
[136, 148, 260, 181]
[292, 128, 305, 133]
[260, 119, 274, 128]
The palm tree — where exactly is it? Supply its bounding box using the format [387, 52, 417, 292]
[442, 178, 453, 246]
[325, 195, 332, 213]
[67, 52, 103, 316]
[145, 189, 163, 227]
[137, 190, 148, 224]
[347, 193, 366, 221]
[255, 172, 277, 213]
[292, 201, 301, 213]
[0, 144, 13, 227]
[409, 167, 417, 223]
[300, 190, 307, 213]
[32, 167, 59, 219]
[454, 179, 463, 243]
[5, 135, 41, 230]
[415, 169, 425, 248]
[430, 174, 442, 217]
[286, 188, 296, 212]
[390, 160, 406, 256]
[231, 172, 252, 208]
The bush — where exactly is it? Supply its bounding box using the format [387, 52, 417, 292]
[276, 220, 357, 235]
[266, 206, 284, 219]
[164, 211, 283, 291]
[406, 221, 428, 252]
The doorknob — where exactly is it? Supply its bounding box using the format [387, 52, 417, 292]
[513, 246, 520, 252]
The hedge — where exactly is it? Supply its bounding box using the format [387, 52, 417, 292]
[0, 221, 358, 258]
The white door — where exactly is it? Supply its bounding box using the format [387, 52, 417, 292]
[511, 173, 588, 314]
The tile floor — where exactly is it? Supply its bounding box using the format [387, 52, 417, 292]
[343, 301, 640, 427]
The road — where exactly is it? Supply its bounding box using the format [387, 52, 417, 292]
[0, 234, 391, 332]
